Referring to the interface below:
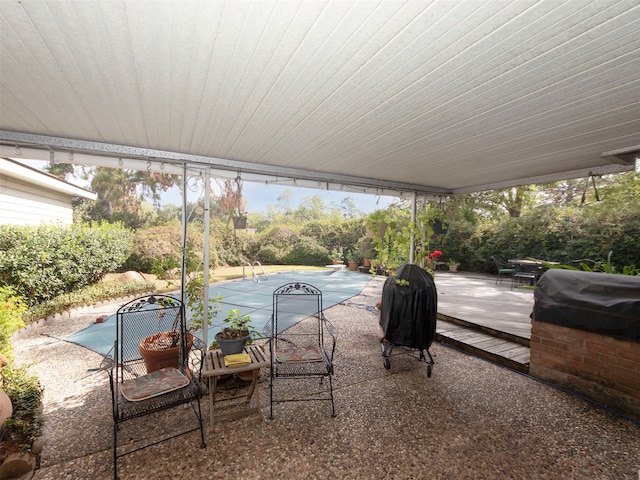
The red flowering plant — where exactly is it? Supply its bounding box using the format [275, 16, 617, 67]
[425, 250, 443, 274]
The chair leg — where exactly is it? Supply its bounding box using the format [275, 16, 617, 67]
[328, 375, 336, 418]
[113, 422, 118, 480]
[269, 372, 274, 420]
[195, 397, 206, 449]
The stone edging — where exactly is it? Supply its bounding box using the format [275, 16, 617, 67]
[12, 294, 148, 339]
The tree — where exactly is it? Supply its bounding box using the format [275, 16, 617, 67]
[44, 162, 75, 180]
[339, 197, 360, 219]
[294, 195, 327, 223]
[593, 170, 640, 206]
[85, 167, 178, 225]
[276, 189, 293, 215]
[538, 178, 585, 205]
[216, 178, 245, 215]
[90, 168, 140, 217]
[469, 185, 537, 218]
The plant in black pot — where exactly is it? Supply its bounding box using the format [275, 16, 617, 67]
[214, 309, 258, 356]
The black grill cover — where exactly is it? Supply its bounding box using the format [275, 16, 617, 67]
[532, 269, 640, 343]
[379, 264, 437, 350]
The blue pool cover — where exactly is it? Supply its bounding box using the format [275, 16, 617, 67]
[66, 270, 372, 357]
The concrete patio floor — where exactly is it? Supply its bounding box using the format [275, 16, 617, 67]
[10, 273, 640, 479]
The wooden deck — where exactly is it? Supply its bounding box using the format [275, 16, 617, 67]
[436, 316, 530, 373]
[432, 272, 534, 373]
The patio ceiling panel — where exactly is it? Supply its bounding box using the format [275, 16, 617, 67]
[0, 0, 638, 196]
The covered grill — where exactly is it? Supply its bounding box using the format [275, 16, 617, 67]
[533, 269, 640, 342]
[379, 263, 437, 376]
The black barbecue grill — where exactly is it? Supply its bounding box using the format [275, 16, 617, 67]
[379, 263, 437, 376]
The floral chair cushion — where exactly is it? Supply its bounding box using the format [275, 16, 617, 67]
[275, 345, 323, 363]
[121, 367, 189, 402]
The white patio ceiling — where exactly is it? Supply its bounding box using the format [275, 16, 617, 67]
[1, 0, 639, 198]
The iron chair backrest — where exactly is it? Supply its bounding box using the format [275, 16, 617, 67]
[270, 282, 331, 356]
[491, 255, 513, 270]
[115, 294, 188, 383]
[492, 255, 515, 285]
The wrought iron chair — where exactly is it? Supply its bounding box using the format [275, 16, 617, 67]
[491, 255, 515, 285]
[108, 294, 206, 480]
[263, 282, 337, 419]
[511, 261, 546, 289]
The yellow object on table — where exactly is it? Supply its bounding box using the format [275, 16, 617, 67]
[224, 353, 251, 367]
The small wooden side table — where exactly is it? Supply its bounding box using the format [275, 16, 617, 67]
[203, 345, 269, 427]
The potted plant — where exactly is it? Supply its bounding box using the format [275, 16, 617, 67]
[232, 211, 247, 229]
[370, 258, 387, 276]
[346, 250, 360, 271]
[139, 274, 223, 374]
[214, 309, 258, 356]
[329, 247, 344, 264]
[138, 296, 192, 374]
[425, 250, 443, 274]
[448, 260, 460, 272]
[357, 236, 376, 267]
[365, 211, 390, 239]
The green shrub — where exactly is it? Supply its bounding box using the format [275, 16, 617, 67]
[439, 221, 477, 268]
[217, 228, 250, 266]
[0, 223, 134, 305]
[121, 221, 182, 273]
[0, 286, 26, 357]
[281, 238, 329, 266]
[460, 200, 640, 273]
[121, 220, 220, 274]
[1, 365, 43, 458]
[257, 226, 299, 251]
[256, 245, 281, 265]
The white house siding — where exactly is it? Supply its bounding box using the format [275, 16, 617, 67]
[0, 172, 74, 226]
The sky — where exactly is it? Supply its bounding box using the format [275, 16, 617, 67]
[17, 158, 396, 214]
[162, 181, 396, 214]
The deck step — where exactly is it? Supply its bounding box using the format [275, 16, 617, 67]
[436, 316, 530, 373]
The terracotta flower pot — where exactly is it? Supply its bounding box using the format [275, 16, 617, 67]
[139, 331, 194, 373]
[237, 370, 256, 382]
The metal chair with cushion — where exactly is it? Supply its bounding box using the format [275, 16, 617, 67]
[491, 255, 515, 285]
[263, 282, 337, 419]
[108, 294, 206, 480]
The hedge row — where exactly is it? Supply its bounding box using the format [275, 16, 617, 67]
[441, 203, 640, 272]
[0, 223, 134, 306]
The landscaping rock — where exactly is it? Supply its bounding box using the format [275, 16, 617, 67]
[0, 452, 36, 479]
[118, 271, 146, 283]
[0, 387, 12, 430]
[0, 352, 7, 388]
[0, 353, 10, 429]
